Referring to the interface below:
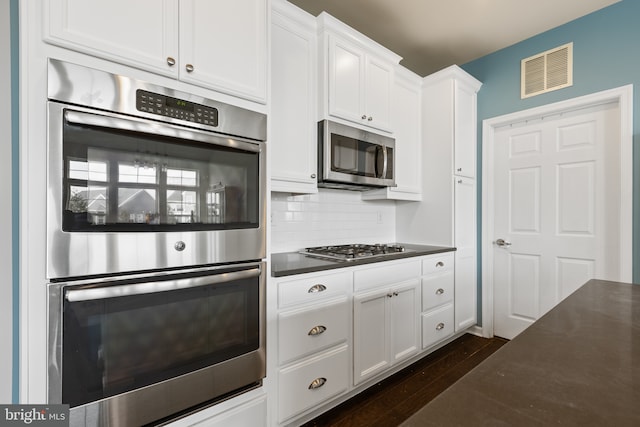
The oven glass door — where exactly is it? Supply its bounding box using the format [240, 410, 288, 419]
[59, 265, 263, 408]
[330, 133, 394, 179]
[61, 108, 261, 232]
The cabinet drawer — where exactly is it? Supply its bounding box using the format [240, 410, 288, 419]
[422, 270, 454, 311]
[422, 252, 454, 275]
[278, 345, 349, 422]
[422, 304, 454, 349]
[278, 271, 351, 309]
[278, 297, 349, 365]
[354, 259, 420, 292]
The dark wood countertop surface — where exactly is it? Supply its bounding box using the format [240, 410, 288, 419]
[401, 279, 640, 426]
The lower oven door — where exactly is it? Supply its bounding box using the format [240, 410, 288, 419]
[48, 262, 265, 426]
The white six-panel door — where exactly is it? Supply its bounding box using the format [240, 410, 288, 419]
[492, 101, 623, 339]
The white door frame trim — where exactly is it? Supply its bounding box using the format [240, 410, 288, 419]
[481, 85, 634, 338]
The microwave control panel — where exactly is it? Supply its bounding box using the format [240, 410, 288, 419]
[136, 90, 219, 127]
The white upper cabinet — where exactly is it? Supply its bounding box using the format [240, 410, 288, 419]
[178, 0, 267, 103]
[453, 79, 479, 178]
[318, 13, 400, 133]
[44, 0, 267, 103]
[362, 66, 422, 201]
[270, 0, 318, 193]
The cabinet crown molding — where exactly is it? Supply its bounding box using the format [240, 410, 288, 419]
[422, 65, 482, 92]
[317, 12, 402, 65]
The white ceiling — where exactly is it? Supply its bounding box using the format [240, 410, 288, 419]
[287, 0, 621, 76]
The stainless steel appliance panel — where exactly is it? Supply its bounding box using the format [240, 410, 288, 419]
[46, 60, 267, 279]
[318, 120, 396, 189]
[48, 262, 266, 427]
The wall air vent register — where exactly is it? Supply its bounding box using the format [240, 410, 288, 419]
[521, 42, 573, 99]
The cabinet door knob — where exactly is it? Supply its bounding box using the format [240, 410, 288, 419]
[185, 63, 195, 73]
[311, 173, 316, 179]
[457, 168, 462, 172]
[166, 57, 176, 66]
[435, 288, 445, 295]
[436, 261, 445, 268]
[436, 322, 445, 331]
[308, 377, 327, 390]
[367, 116, 373, 121]
[387, 293, 393, 298]
[308, 325, 327, 336]
[308, 284, 327, 293]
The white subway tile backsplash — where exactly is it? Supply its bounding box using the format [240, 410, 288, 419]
[270, 189, 396, 253]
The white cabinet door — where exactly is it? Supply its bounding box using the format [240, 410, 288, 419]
[363, 56, 393, 132]
[353, 279, 419, 385]
[389, 280, 420, 364]
[454, 176, 477, 331]
[328, 36, 365, 124]
[327, 35, 393, 132]
[270, 5, 317, 193]
[361, 67, 422, 201]
[45, 0, 179, 77]
[179, 0, 267, 103]
[45, 0, 267, 103]
[353, 288, 390, 385]
[454, 80, 477, 178]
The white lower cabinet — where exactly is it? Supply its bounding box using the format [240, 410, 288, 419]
[422, 304, 455, 349]
[273, 253, 461, 425]
[353, 259, 421, 385]
[421, 253, 455, 349]
[278, 345, 350, 422]
[275, 270, 352, 423]
[353, 279, 420, 384]
[278, 297, 349, 365]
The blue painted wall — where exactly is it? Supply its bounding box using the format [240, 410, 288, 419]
[461, 0, 640, 323]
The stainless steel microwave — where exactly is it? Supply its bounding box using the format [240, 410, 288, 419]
[317, 120, 396, 190]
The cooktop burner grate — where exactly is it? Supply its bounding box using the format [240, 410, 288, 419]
[301, 243, 407, 261]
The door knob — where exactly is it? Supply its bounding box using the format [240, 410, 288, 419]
[494, 238, 512, 247]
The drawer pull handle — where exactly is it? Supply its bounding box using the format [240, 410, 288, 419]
[308, 325, 327, 336]
[436, 288, 445, 295]
[436, 322, 445, 331]
[308, 284, 327, 293]
[308, 377, 327, 390]
[436, 261, 445, 268]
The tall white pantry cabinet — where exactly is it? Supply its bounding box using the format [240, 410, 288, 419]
[397, 65, 482, 332]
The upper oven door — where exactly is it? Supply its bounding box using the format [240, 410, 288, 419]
[47, 102, 266, 279]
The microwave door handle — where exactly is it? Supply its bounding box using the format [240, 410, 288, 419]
[65, 268, 261, 302]
[375, 145, 388, 179]
[382, 145, 389, 179]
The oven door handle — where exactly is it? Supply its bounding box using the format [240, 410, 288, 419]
[65, 268, 261, 302]
[63, 109, 261, 153]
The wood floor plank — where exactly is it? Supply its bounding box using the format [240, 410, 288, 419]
[301, 334, 508, 427]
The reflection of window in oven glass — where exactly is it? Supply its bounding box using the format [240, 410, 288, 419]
[67, 160, 108, 225]
[207, 184, 225, 224]
[117, 189, 158, 223]
[118, 163, 157, 184]
[167, 168, 197, 187]
[167, 190, 198, 224]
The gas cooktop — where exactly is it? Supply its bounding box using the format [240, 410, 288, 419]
[300, 243, 410, 261]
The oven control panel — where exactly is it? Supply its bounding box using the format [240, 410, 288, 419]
[136, 90, 219, 127]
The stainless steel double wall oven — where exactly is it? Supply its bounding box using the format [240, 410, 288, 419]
[46, 59, 267, 426]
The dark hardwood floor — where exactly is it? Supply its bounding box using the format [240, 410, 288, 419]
[302, 333, 508, 427]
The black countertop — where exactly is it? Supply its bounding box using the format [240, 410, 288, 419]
[400, 279, 640, 426]
[271, 244, 455, 277]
